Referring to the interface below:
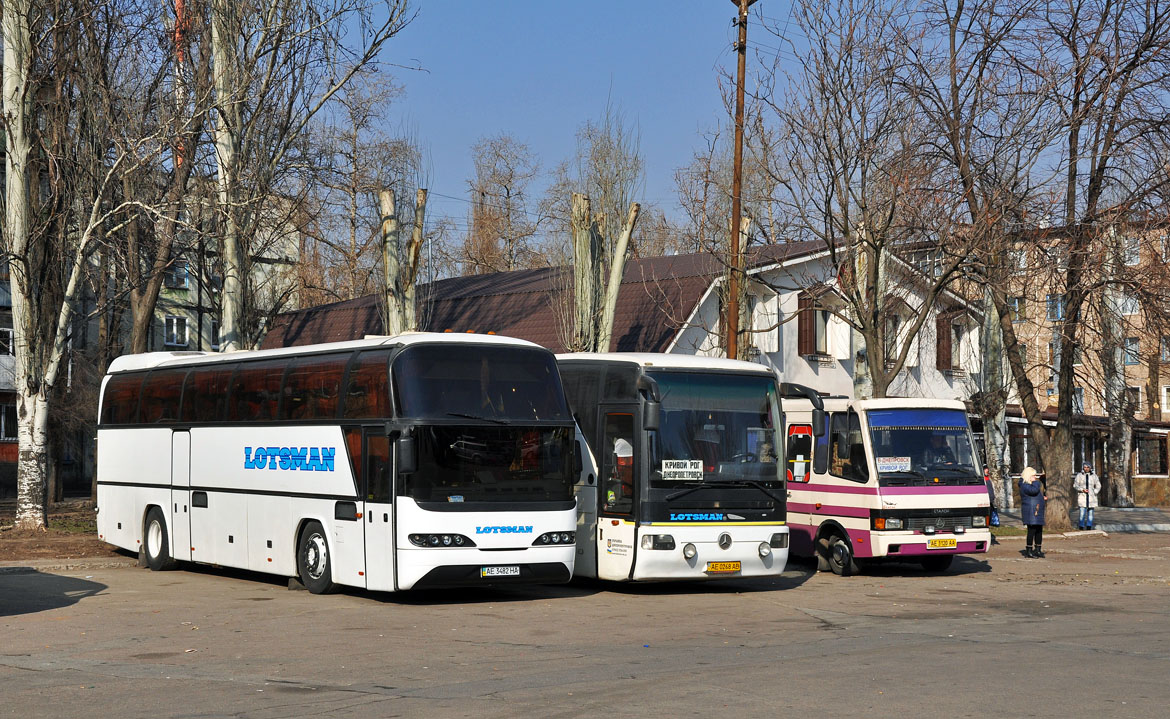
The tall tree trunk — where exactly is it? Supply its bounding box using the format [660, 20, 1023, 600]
[4, 0, 47, 530]
[211, 1, 244, 351]
[571, 194, 602, 352]
[1100, 276, 1135, 507]
[402, 189, 427, 332]
[596, 203, 640, 352]
[380, 190, 403, 335]
[978, 290, 1011, 509]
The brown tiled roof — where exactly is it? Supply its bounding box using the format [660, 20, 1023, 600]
[261, 243, 822, 352]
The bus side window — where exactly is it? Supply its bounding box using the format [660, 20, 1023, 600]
[366, 435, 392, 503]
[828, 410, 867, 483]
[786, 425, 813, 483]
[812, 413, 830, 475]
[602, 412, 634, 515]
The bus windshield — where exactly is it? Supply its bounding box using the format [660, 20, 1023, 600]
[403, 426, 574, 504]
[648, 371, 782, 488]
[393, 345, 571, 423]
[867, 408, 979, 481]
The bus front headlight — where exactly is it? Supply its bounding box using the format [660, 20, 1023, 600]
[640, 534, 676, 550]
[972, 515, 988, 528]
[768, 532, 789, 548]
[873, 517, 903, 530]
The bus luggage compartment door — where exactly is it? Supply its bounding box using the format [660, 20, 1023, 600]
[170, 431, 192, 562]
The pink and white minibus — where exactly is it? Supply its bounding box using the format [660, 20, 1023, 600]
[783, 396, 991, 575]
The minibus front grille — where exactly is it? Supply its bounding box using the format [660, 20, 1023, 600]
[905, 516, 976, 531]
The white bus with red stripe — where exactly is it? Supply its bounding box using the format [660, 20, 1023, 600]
[783, 397, 991, 575]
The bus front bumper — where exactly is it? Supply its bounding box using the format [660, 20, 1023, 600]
[867, 529, 992, 557]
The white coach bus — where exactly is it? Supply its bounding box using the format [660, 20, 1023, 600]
[96, 333, 579, 593]
[556, 353, 809, 582]
[783, 396, 991, 575]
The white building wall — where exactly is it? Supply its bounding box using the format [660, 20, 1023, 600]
[663, 253, 983, 402]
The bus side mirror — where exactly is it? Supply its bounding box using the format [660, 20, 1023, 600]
[812, 409, 826, 437]
[396, 434, 417, 474]
[836, 433, 850, 459]
[643, 399, 661, 432]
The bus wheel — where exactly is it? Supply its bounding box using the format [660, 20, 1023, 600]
[920, 554, 954, 573]
[297, 522, 338, 594]
[827, 535, 859, 577]
[814, 537, 832, 572]
[144, 507, 177, 571]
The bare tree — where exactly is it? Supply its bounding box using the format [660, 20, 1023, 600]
[209, 0, 414, 350]
[758, 0, 972, 397]
[300, 72, 423, 305]
[461, 133, 541, 274]
[3, 0, 173, 528]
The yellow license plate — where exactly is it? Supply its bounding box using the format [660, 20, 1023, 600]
[705, 561, 741, 573]
[927, 538, 957, 550]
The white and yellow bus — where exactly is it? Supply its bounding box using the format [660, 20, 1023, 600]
[96, 333, 578, 593]
[557, 353, 792, 582]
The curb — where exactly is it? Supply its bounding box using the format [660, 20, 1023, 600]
[0, 557, 137, 573]
[1095, 523, 1170, 533]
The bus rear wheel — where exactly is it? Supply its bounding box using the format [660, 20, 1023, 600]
[920, 554, 954, 573]
[297, 522, 338, 594]
[144, 507, 177, 571]
[827, 535, 859, 577]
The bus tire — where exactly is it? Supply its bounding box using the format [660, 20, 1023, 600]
[827, 535, 859, 577]
[144, 507, 177, 571]
[815, 536, 832, 572]
[920, 554, 954, 573]
[297, 521, 338, 594]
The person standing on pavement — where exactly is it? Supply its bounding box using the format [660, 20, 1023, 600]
[1019, 466, 1047, 558]
[1073, 463, 1101, 530]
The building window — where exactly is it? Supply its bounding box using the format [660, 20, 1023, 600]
[1124, 337, 1140, 365]
[164, 315, 188, 348]
[164, 260, 190, 290]
[1073, 387, 1084, 414]
[1007, 297, 1026, 322]
[1121, 292, 1139, 316]
[1123, 236, 1140, 265]
[0, 327, 13, 355]
[797, 291, 831, 357]
[1135, 435, 1167, 475]
[0, 403, 16, 440]
[211, 319, 221, 351]
[1163, 235, 1170, 262]
[1161, 337, 1170, 363]
[936, 314, 962, 372]
[1046, 294, 1065, 321]
[1071, 345, 1083, 366]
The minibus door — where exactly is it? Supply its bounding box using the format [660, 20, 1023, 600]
[362, 430, 396, 591]
[170, 430, 192, 562]
[596, 410, 637, 580]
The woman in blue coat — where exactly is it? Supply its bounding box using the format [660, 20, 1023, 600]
[1019, 466, 1047, 558]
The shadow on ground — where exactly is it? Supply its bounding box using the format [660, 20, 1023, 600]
[0, 569, 107, 617]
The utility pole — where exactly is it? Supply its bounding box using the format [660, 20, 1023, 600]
[726, 0, 757, 360]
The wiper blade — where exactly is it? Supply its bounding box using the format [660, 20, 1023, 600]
[665, 484, 706, 502]
[445, 412, 509, 425]
[669, 481, 786, 502]
[880, 470, 927, 479]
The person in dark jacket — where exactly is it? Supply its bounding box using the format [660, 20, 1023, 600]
[1019, 466, 1047, 558]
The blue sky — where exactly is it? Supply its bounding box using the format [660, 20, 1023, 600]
[383, 1, 776, 229]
